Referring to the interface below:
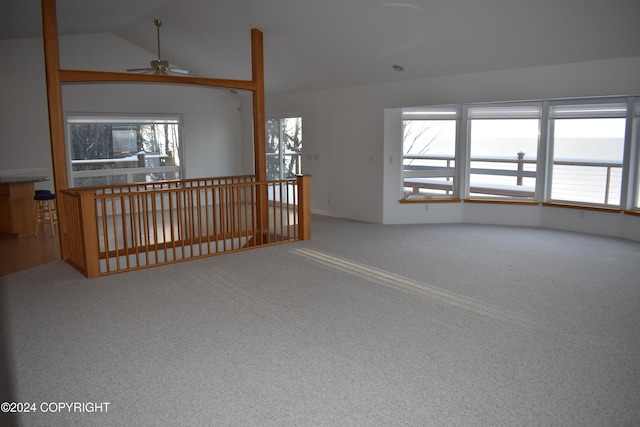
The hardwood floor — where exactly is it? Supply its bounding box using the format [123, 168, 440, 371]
[0, 233, 60, 276]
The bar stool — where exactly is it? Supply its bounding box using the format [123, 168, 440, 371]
[34, 190, 58, 237]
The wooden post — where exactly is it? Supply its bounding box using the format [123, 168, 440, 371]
[251, 29, 266, 182]
[517, 152, 525, 186]
[251, 29, 269, 243]
[297, 175, 311, 240]
[78, 191, 100, 278]
[41, 0, 69, 258]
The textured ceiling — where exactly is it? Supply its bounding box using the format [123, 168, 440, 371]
[3, 0, 640, 95]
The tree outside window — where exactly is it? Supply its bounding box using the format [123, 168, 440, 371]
[401, 108, 458, 199]
[266, 117, 302, 181]
[67, 114, 183, 188]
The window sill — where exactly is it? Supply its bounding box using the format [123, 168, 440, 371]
[464, 198, 539, 206]
[542, 202, 622, 213]
[397, 198, 637, 214]
[399, 198, 461, 204]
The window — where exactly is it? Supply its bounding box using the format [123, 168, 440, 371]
[549, 101, 627, 206]
[67, 114, 183, 188]
[467, 104, 541, 199]
[634, 100, 640, 210]
[402, 108, 458, 199]
[397, 95, 640, 210]
[266, 116, 302, 181]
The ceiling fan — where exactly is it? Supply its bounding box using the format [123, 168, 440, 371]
[126, 19, 197, 76]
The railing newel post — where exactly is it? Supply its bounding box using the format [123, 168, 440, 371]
[78, 191, 100, 278]
[297, 174, 311, 240]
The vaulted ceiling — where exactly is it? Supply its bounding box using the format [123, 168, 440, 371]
[3, 0, 640, 95]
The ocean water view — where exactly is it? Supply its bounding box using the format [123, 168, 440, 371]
[403, 102, 637, 207]
[405, 133, 626, 206]
[472, 137, 624, 205]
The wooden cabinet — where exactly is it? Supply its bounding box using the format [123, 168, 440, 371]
[0, 178, 47, 238]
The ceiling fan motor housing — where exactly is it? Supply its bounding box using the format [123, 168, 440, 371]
[151, 59, 170, 73]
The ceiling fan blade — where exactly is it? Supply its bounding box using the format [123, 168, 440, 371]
[169, 68, 197, 76]
[126, 68, 154, 72]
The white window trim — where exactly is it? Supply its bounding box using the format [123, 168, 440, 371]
[400, 95, 640, 211]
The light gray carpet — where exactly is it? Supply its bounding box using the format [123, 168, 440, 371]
[1, 218, 639, 426]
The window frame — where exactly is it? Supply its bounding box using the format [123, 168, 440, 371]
[547, 99, 628, 208]
[266, 115, 303, 181]
[628, 99, 640, 212]
[466, 102, 542, 201]
[401, 107, 460, 200]
[397, 95, 640, 211]
[66, 113, 184, 188]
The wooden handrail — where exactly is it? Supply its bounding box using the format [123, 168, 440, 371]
[61, 175, 310, 277]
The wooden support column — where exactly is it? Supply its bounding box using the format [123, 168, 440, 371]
[297, 175, 311, 240]
[251, 28, 269, 243]
[41, 0, 69, 258]
[251, 28, 266, 182]
[78, 192, 100, 278]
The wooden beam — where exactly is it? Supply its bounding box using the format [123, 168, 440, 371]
[59, 69, 257, 91]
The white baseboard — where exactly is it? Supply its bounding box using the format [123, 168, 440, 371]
[311, 209, 340, 218]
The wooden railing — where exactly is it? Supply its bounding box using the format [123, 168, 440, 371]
[403, 152, 536, 198]
[59, 174, 311, 278]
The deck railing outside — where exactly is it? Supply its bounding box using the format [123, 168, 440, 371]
[70, 152, 182, 188]
[59, 174, 311, 278]
[550, 159, 622, 205]
[403, 153, 622, 204]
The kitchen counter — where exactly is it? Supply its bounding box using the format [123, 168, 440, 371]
[0, 176, 50, 238]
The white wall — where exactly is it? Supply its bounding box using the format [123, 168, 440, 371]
[0, 37, 53, 190]
[267, 56, 640, 240]
[267, 86, 387, 223]
[62, 83, 244, 180]
[0, 33, 248, 191]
